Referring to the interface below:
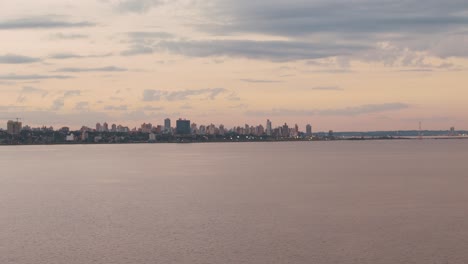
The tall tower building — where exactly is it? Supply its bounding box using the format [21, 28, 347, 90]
[266, 119, 272, 136]
[164, 118, 171, 133]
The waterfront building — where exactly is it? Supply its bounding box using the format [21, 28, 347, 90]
[282, 123, 289, 137]
[176, 119, 191, 135]
[7, 120, 22, 135]
[306, 124, 312, 136]
[164, 118, 171, 133]
[96, 123, 102, 132]
[266, 119, 272, 136]
[140, 123, 153, 133]
[66, 134, 75, 141]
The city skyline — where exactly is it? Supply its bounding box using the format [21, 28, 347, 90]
[1, 1, 468, 131]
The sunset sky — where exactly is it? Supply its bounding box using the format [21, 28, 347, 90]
[1, 0, 467, 131]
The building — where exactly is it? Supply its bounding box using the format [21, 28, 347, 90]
[66, 133, 75, 141]
[176, 119, 191, 135]
[149, 133, 157, 142]
[164, 118, 171, 133]
[96, 123, 102, 132]
[266, 119, 272, 136]
[282, 123, 289, 137]
[306, 124, 312, 136]
[7, 120, 22, 135]
[450, 126, 456, 136]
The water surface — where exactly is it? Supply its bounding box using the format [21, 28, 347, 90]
[1, 140, 468, 264]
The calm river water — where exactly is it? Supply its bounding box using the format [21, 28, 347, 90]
[1, 140, 468, 264]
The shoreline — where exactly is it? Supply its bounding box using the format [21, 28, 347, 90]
[1, 136, 468, 146]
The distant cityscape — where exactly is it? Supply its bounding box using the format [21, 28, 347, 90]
[1, 118, 467, 145]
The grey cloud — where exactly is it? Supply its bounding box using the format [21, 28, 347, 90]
[0, 54, 41, 64]
[121, 31, 174, 56]
[51, 98, 65, 110]
[200, 0, 468, 36]
[49, 90, 81, 111]
[127, 31, 174, 40]
[246, 103, 410, 117]
[121, 45, 154, 56]
[116, 0, 164, 13]
[155, 40, 367, 61]
[49, 33, 89, 40]
[143, 88, 227, 101]
[0, 17, 95, 30]
[55, 66, 127, 72]
[308, 86, 343, 91]
[195, 0, 468, 60]
[49, 53, 113, 60]
[0, 74, 72, 80]
[240, 78, 283, 83]
[18, 86, 49, 101]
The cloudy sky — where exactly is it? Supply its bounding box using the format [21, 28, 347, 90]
[0, 0, 467, 131]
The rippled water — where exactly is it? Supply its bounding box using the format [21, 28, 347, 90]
[1, 140, 468, 264]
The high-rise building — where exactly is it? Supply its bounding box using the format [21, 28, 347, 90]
[7, 120, 22, 135]
[96, 123, 102, 132]
[306, 124, 312, 136]
[164, 118, 171, 133]
[282, 123, 289, 137]
[176, 119, 191, 135]
[266, 119, 272, 136]
[103, 122, 109, 132]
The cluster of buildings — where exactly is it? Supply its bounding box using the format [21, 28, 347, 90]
[2, 118, 313, 139]
[86, 118, 312, 138]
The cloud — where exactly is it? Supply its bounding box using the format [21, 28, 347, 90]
[51, 98, 65, 110]
[193, 0, 468, 60]
[127, 31, 174, 40]
[116, 0, 165, 13]
[64, 90, 81, 97]
[55, 66, 127, 72]
[0, 54, 41, 64]
[75, 102, 89, 111]
[121, 45, 154, 56]
[246, 103, 410, 117]
[49, 90, 81, 111]
[120, 31, 174, 56]
[104, 105, 128, 111]
[155, 39, 368, 61]
[49, 33, 89, 40]
[143, 88, 228, 101]
[308, 86, 343, 91]
[0, 17, 95, 30]
[49, 53, 113, 60]
[0, 74, 72, 80]
[17, 86, 49, 102]
[199, 0, 468, 37]
[239, 79, 283, 83]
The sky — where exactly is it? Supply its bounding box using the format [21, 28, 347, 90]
[0, 0, 467, 131]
